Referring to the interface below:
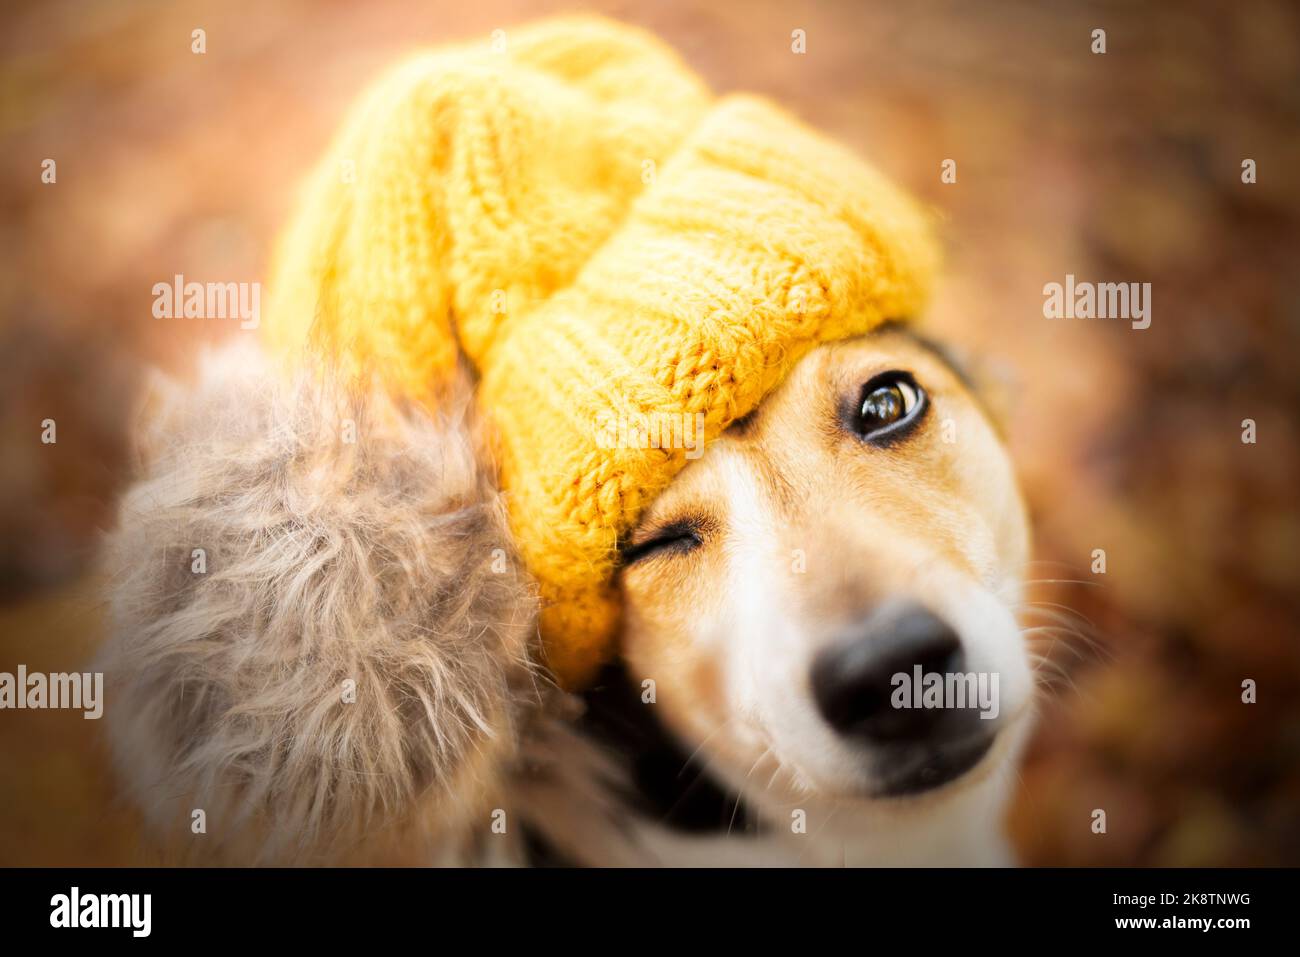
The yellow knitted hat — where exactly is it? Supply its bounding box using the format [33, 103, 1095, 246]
[263, 16, 938, 688]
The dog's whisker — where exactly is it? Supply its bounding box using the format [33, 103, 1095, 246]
[1026, 653, 1075, 689]
[1022, 625, 1092, 660]
[1018, 559, 1094, 576]
[1019, 578, 1103, 588]
[1026, 645, 1088, 699]
[1016, 604, 1105, 648]
[728, 747, 773, 836]
[676, 718, 735, 779]
[1022, 616, 1114, 671]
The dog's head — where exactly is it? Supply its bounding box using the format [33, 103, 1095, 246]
[618, 327, 1031, 806]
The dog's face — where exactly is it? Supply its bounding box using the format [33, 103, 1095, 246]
[618, 328, 1032, 807]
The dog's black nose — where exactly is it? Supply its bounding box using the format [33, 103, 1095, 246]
[811, 603, 966, 743]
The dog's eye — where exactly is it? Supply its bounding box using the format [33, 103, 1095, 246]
[852, 372, 926, 442]
[621, 521, 703, 565]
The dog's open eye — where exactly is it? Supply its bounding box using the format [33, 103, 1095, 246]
[851, 372, 927, 443]
[621, 520, 703, 566]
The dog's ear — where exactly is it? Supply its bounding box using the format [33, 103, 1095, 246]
[98, 338, 538, 863]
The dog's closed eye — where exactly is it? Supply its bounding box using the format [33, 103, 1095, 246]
[845, 371, 928, 445]
[621, 518, 706, 565]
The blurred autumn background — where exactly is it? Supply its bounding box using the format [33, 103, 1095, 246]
[1, 0, 1297, 866]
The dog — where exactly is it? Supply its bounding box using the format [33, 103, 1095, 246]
[504, 324, 1033, 866]
[100, 323, 1031, 866]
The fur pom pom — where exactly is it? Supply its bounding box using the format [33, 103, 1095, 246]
[99, 341, 537, 863]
